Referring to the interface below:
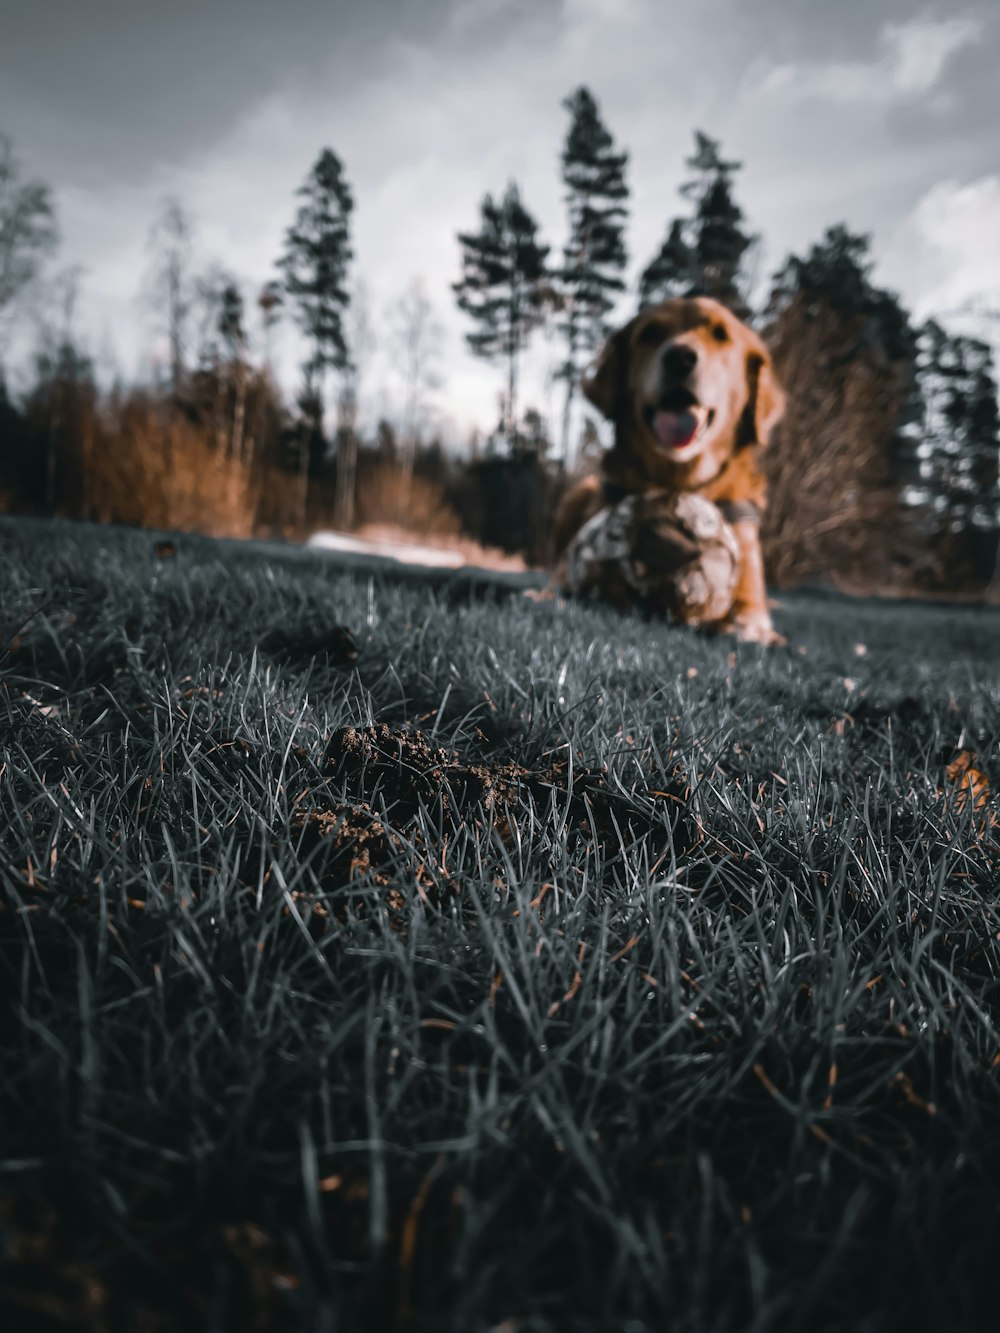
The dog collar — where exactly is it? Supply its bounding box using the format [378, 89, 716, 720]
[602, 480, 761, 526]
[716, 499, 762, 525]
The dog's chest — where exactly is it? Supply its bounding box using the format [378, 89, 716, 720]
[602, 446, 766, 511]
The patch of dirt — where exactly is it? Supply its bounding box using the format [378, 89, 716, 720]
[321, 722, 651, 835]
[287, 724, 696, 922]
[291, 799, 443, 924]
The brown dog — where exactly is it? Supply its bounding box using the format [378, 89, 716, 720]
[554, 296, 786, 643]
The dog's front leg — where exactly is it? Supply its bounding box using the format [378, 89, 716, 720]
[721, 519, 785, 646]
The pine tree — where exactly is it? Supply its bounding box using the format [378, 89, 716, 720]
[186, 271, 252, 461]
[27, 271, 96, 516]
[217, 282, 249, 464]
[217, 283, 246, 360]
[277, 148, 354, 523]
[908, 320, 1000, 580]
[257, 280, 283, 364]
[761, 225, 918, 584]
[637, 219, 691, 311]
[556, 86, 629, 462]
[768, 224, 913, 361]
[453, 181, 551, 447]
[278, 148, 354, 420]
[147, 198, 194, 396]
[638, 131, 755, 316]
[691, 174, 754, 315]
[0, 134, 59, 330]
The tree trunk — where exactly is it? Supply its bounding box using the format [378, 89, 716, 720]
[45, 382, 63, 513]
[398, 433, 415, 527]
[399, 368, 418, 524]
[231, 360, 246, 464]
[169, 266, 184, 398]
[297, 427, 309, 533]
[81, 408, 94, 521]
[215, 370, 227, 454]
[507, 277, 519, 447]
[297, 369, 315, 533]
[335, 432, 357, 531]
[560, 303, 578, 466]
[335, 390, 358, 531]
[560, 371, 574, 469]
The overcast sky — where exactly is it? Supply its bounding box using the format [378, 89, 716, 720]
[2, 0, 998, 449]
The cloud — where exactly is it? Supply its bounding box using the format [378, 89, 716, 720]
[8, 0, 999, 446]
[880, 174, 1000, 357]
[883, 16, 979, 95]
[30, 0, 677, 443]
[760, 14, 980, 105]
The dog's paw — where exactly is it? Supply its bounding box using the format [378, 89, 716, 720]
[719, 615, 786, 647]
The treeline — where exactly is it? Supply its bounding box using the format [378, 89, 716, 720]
[1, 94, 998, 593]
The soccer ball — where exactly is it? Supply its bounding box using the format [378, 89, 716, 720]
[562, 490, 741, 626]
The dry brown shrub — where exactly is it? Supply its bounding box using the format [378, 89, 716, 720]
[89, 395, 256, 538]
[251, 463, 312, 540]
[353, 462, 462, 540]
[761, 301, 910, 588]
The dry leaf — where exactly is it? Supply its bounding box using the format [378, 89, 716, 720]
[945, 750, 992, 812]
[939, 750, 998, 838]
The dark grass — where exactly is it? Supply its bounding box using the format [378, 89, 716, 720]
[1, 515, 999, 1332]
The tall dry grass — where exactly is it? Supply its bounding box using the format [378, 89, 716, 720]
[353, 461, 463, 540]
[88, 395, 257, 538]
[762, 301, 910, 587]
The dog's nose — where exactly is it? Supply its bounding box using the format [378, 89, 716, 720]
[661, 343, 698, 379]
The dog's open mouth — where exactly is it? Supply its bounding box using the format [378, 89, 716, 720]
[645, 394, 715, 451]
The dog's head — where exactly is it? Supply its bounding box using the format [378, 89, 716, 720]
[581, 297, 785, 485]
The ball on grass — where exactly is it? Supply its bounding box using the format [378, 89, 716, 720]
[562, 490, 740, 625]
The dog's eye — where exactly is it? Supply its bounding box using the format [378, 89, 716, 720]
[711, 323, 729, 343]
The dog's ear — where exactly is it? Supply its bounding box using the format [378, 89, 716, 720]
[740, 348, 785, 447]
[581, 324, 630, 421]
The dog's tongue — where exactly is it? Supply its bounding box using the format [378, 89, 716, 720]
[653, 409, 700, 449]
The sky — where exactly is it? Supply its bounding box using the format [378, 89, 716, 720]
[2, 0, 999, 451]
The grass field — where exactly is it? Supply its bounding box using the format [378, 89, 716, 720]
[2, 515, 999, 1333]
